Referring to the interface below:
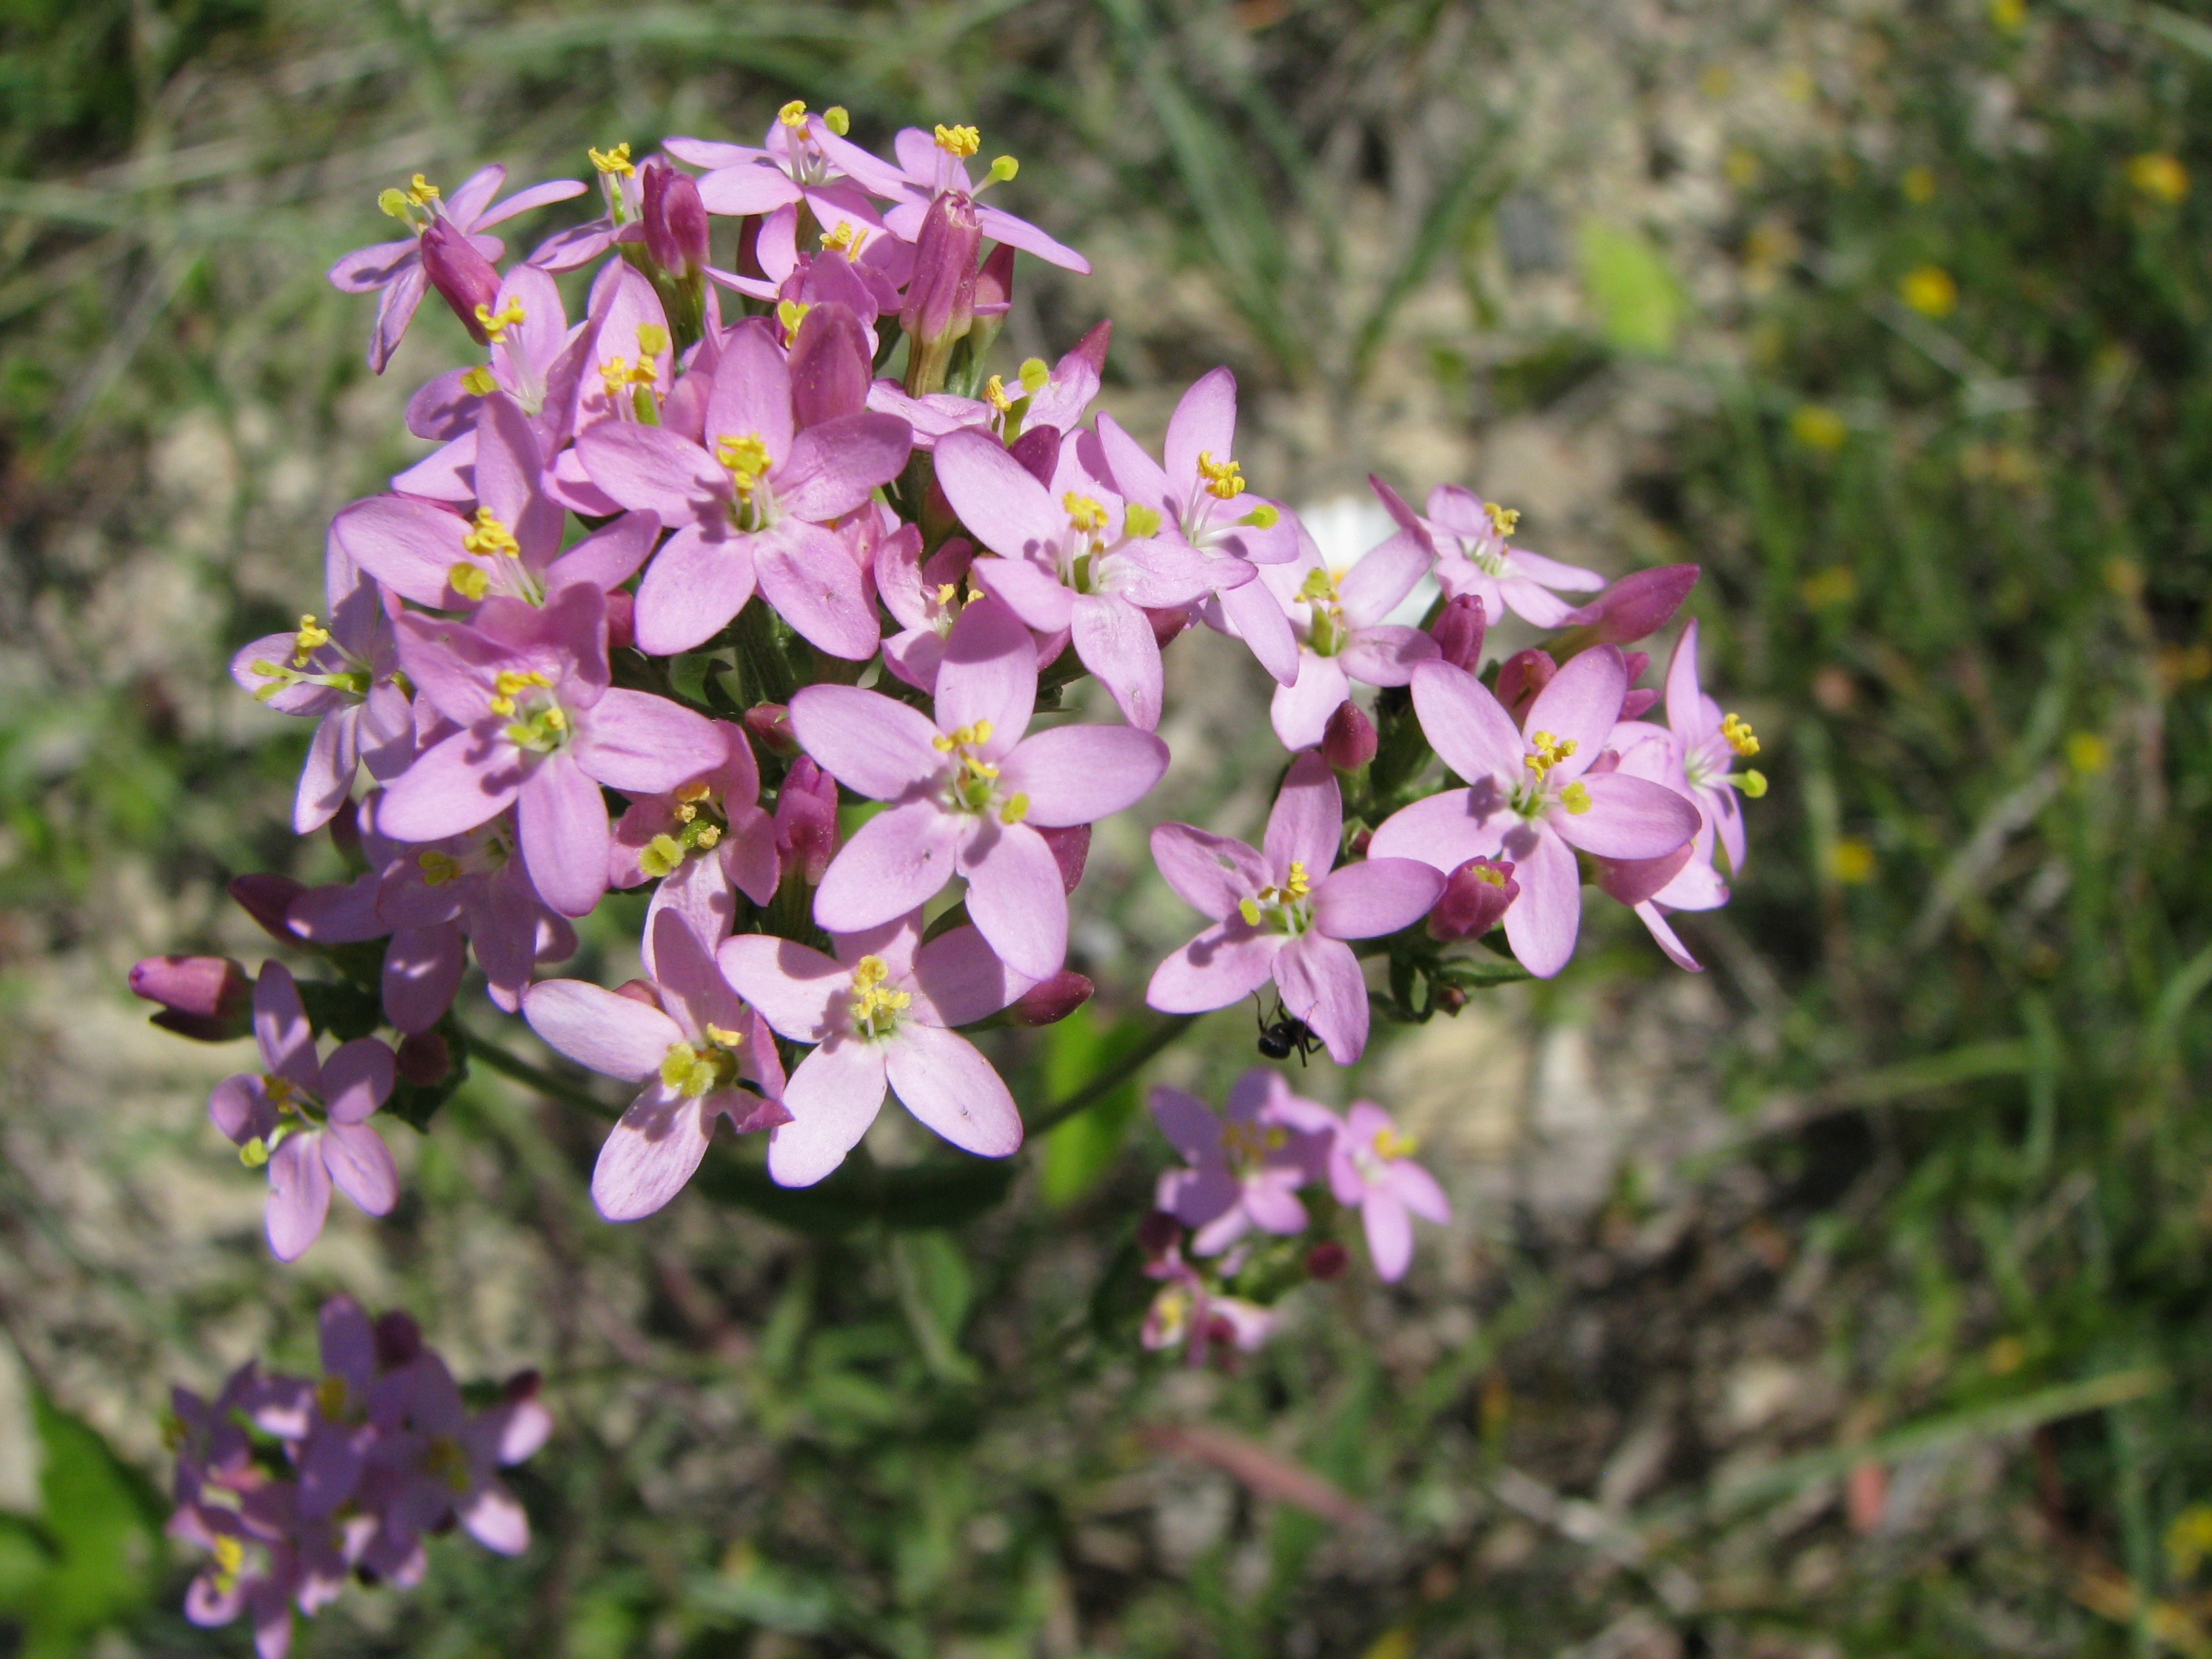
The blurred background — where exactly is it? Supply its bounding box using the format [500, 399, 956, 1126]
[5, 0, 2212, 1654]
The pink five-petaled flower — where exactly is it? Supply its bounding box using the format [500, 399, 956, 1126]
[380, 583, 724, 918]
[790, 596, 1169, 980]
[1284, 1098, 1451, 1282]
[1140, 1243, 1275, 1363]
[327, 164, 586, 373]
[666, 106, 886, 236]
[367, 1346, 552, 1560]
[718, 909, 1032, 1187]
[576, 316, 912, 659]
[525, 907, 789, 1221]
[609, 717, 781, 944]
[1418, 486, 1604, 628]
[1146, 751, 1445, 1063]
[208, 963, 398, 1263]
[933, 428, 1218, 731]
[1662, 618, 1761, 875]
[1150, 1069, 1331, 1255]
[1255, 517, 1440, 750]
[823, 121, 1092, 273]
[1368, 648, 1704, 978]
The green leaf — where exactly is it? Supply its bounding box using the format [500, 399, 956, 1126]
[9, 1393, 161, 1658]
[691, 1147, 1018, 1234]
[1038, 1004, 1146, 1206]
[1575, 218, 1682, 356]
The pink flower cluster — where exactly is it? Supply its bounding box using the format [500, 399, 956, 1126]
[166, 1296, 549, 1658]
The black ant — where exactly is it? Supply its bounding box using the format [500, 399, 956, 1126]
[1254, 1000, 1322, 1064]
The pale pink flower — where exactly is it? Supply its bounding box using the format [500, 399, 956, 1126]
[1150, 1069, 1331, 1255]
[1253, 516, 1439, 750]
[1282, 1098, 1451, 1282]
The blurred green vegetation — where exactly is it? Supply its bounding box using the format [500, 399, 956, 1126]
[9, 1, 2212, 1656]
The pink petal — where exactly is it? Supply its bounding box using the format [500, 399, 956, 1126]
[1498, 824, 1580, 979]
[705, 319, 796, 463]
[321, 1038, 395, 1123]
[368, 265, 426, 374]
[518, 754, 611, 918]
[1361, 1191, 1414, 1281]
[1664, 619, 1711, 741]
[716, 935, 846, 1043]
[909, 924, 1030, 1027]
[592, 1084, 714, 1221]
[775, 413, 912, 522]
[1339, 624, 1438, 688]
[457, 1479, 532, 1555]
[1216, 573, 1300, 686]
[381, 923, 463, 1033]
[1240, 1173, 1309, 1235]
[266, 1134, 333, 1261]
[375, 726, 524, 843]
[1635, 901, 1704, 972]
[293, 713, 356, 835]
[1263, 751, 1342, 884]
[958, 818, 1067, 981]
[974, 202, 1091, 274]
[935, 596, 1039, 750]
[813, 799, 965, 933]
[323, 1121, 398, 1216]
[1391, 1159, 1453, 1225]
[1149, 823, 1267, 922]
[1409, 659, 1524, 783]
[575, 422, 723, 522]
[1549, 773, 1701, 860]
[1366, 786, 1510, 874]
[633, 523, 756, 657]
[787, 684, 943, 798]
[548, 510, 659, 594]
[884, 1024, 1023, 1155]
[1337, 529, 1433, 626]
[1312, 857, 1446, 940]
[1164, 365, 1237, 493]
[1495, 576, 1579, 628]
[754, 521, 881, 659]
[997, 724, 1168, 827]
[328, 237, 419, 293]
[934, 428, 1067, 562]
[1272, 933, 1369, 1064]
[1092, 413, 1170, 512]
[1271, 652, 1351, 751]
[331, 495, 466, 609]
[573, 688, 724, 794]
[253, 962, 319, 1090]
[767, 1037, 888, 1186]
[1521, 646, 1629, 779]
[697, 162, 804, 217]
[523, 980, 683, 1079]
[969, 554, 1075, 632]
[1071, 594, 1164, 731]
[1150, 1085, 1223, 1161]
[1146, 922, 1281, 1013]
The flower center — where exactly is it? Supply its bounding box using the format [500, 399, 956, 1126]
[1297, 568, 1351, 656]
[239, 1071, 327, 1167]
[640, 780, 729, 878]
[935, 123, 981, 157]
[1219, 1118, 1289, 1171]
[589, 142, 634, 177]
[209, 1532, 247, 1593]
[376, 173, 441, 228]
[1194, 451, 1244, 500]
[933, 720, 1029, 823]
[1236, 859, 1313, 933]
[489, 670, 569, 752]
[1509, 733, 1590, 816]
[848, 955, 912, 1040]
[424, 1433, 472, 1493]
[659, 1023, 745, 1097]
[245, 614, 372, 702]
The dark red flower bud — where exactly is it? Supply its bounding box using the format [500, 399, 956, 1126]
[1322, 701, 1378, 771]
[1348, 826, 1374, 857]
[373, 1311, 424, 1369]
[612, 979, 663, 1009]
[1038, 823, 1090, 894]
[228, 874, 307, 943]
[395, 1029, 451, 1086]
[1432, 984, 1467, 1015]
[131, 954, 252, 1041]
[1561, 564, 1700, 647]
[640, 159, 710, 281]
[1493, 649, 1556, 723]
[1006, 424, 1060, 487]
[1430, 592, 1487, 673]
[789, 302, 872, 428]
[1621, 687, 1660, 719]
[900, 191, 981, 392]
[775, 756, 840, 884]
[1428, 857, 1520, 942]
[743, 703, 798, 756]
[1007, 969, 1094, 1027]
[1622, 650, 1651, 682]
[419, 217, 502, 345]
[602, 588, 636, 652]
[1305, 1240, 1350, 1280]
[1137, 1210, 1182, 1260]
[967, 243, 1015, 362]
[1145, 606, 1191, 650]
[501, 1368, 543, 1404]
[329, 796, 362, 861]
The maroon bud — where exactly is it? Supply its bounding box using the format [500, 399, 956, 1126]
[1038, 823, 1090, 894]
[640, 159, 710, 280]
[612, 979, 663, 1009]
[1067, 319, 1112, 377]
[743, 703, 798, 756]
[1137, 1210, 1182, 1260]
[921, 476, 959, 548]
[373, 1311, 424, 1369]
[1145, 606, 1191, 650]
[604, 588, 636, 653]
[1622, 650, 1651, 682]
[1559, 564, 1700, 647]
[1322, 701, 1378, 771]
[1428, 857, 1520, 942]
[1305, 1240, 1350, 1280]
[501, 1368, 543, 1404]
[1348, 827, 1374, 857]
[1433, 984, 1467, 1015]
[789, 302, 873, 428]
[775, 756, 840, 884]
[1006, 424, 1061, 487]
[131, 954, 252, 1041]
[900, 191, 981, 392]
[419, 217, 502, 345]
[395, 1029, 451, 1086]
[1007, 969, 1094, 1027]
[1429, 592, 1487, 673]
[968, 243, 1016, 361]
[1493, 649, 1556, 722]
[1621, 687, 1660, 720]
[329, 796, 362, 861]
[228, 874, 307, 943]
[734, 213, 767, 281]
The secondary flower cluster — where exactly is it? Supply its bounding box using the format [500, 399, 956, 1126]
[166, 1296, 549, 1659]
[127, 99, 1765, 1599]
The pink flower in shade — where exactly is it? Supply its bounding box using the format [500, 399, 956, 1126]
[789, 597, 1170, 980]
[1366, 649, 1704, 978]
[230, 537, 411, 833]
[1146, 752, 1446, 1063]
[1416, 486, 1603, 628]
[525, 907, 790, 1221]
[1140, 1246, 1275, 1364]
[874, 527, 976, 693]
[360, 1347, 552, 1561]
[718, 909, 1033, 1187]
[815, 122, 1093, 274]
[1284, 1099, 1451, 1282]
[379, 583, 724, 917]
[575, 317, 911, 659]
[327, 164, 586, 373]
[207, 963, 398, 1263]
[1092, 366, 1306, 687]
[933, 427, 1218, 731]
[1254, 518, 1440, 750]
[866, 320, 1111, 451]
[609, 718, 781, 939]
[1150, 1069, 1331, 1255]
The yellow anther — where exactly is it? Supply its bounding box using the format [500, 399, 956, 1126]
[315, 1375, 349, 1419]
[824, 106, 851, 136]
[1195, 451, 1245, 500]
[853, 955, 889, 990]
[262, 1072, 299, 1111]
[543, 707, 567, 731]
[1063, 492, 1109, 533]
[705, 1023, 743, 1048]
[1284, 859, 1311, 899]
[406, 173, 440, 205]
[459, 365, 499, 396]
[639, 834, 685, 879]
[474, 298, 527, 344]
[291, 613, 331, 664]
[970, 719, 992, 743]
[211, 1533, 245, 1589]
[1018, 357, 1050, 394]
[716, 432, 774, 494]
[239, 1136, 270, 1168]
[1740, 769, 1768, 798]
[775, 298, 811, 340]
[1000, 792, 1029, 824]
[934, 123, 981, 157]
[1721, 712, 1760, 757]
[779, 100, 810, 127]
[1559, 781, 1593, 815]
[660, 1038, 738, 1095]
[1484, 502, 1520, 537]
[636, 324, 670, 356]
[588, 143, 634, 177]
[933, 733, 956, 752]
[599, 354, 660, 398]
[1372, 1126, 1420, 1160]
[1123, 503, 1163, 539]
[1526, 731, 1578, 775]
[848, 954, 913, 1029]
[985, 155, 1019, 184]
[1240, 502, 1281, 529]
[463, 508, 521, 559]
[675, 780, 712, 804]
[1471, 863, 1507, 888]
[449, 563, 491, 602]
[1237, 897, 1263, 926]
[487, 668, 552, 716]
[935, 582, 958, 606]
[984, 374, 1014, 413]
[418, 850, 464, 886]
[695, 823, 721, 848]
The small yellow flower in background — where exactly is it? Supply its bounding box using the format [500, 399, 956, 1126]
[1990, 0, 2026, 28]
[1725, 148, 1760, 188]
[1902, 165, 1936, 203]
[1800, 566, 1858, 608]
[1792, 404, 1848, 452]
[1828, 838, 1876, 884]
[1699, 63, 1734, 98]
[2065, 732, 2110, 775]
[2129, 151, 2190, 205]
[2170, 1505, 2212, 1579]
[1900, 264, 1958, 318]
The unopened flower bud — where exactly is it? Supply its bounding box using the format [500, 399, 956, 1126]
[1428, 857, 1520, 942]
[640, 159, 710, 281]
[1007, 424, 1060, 487]
[743, 703, 798, 756]
[1430, 592, 1487, 672]
[1348, 826, 1373, 857]
[966, 242, 1016, 363]
[1322, 701, 1378, 772]
[1145, 607, 1191, 650]
[775, 756, 840, 884]
[419, 217, 502, 345]
[1305, 1240, 1350, 1280]
[1038, 823, 1090, 894]
[789, 302, 872, 428]
[1622, 650, 1651, 681]
[395, 1029, 451, 1086]
[373, 1311, 424, 1369]
[131, 954, 252, 1041]
[501, 1368, 544, 1404]
[1621, 687, 1660, 719]
[1007, 969, 1094, 1027]
[329, 796, 362, 861]
[1559, 563, 1700, 647]
[612, 979, 664, 1009]
[1493, 649, 1556, 722]
[604, 588, 636, 652]
[900, 191, 981, 394]
[228, 874, 308, 943]
[1137, 1210, 1183, 1260]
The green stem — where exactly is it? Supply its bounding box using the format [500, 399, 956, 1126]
[1021, 1012, 1198, 1137]
[462, 1029, 620, 1120]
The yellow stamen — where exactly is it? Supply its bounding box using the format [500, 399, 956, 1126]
[1485, 502, 1520, 537]
[1721, 712, 1760, 757]
[418, 850, 463, 886]
[588, 142, 634, 177]
[1284, 859, 1311, 899]
[239, 1136, 270, 1168]
[984, 374, 1014, 413]
[695, 823, 721, 848]
[1471, 863, 1507, 888]
[779, 100, 810, 127]
[1298, 567, 1338, 605]
[459, 365, 499, 396]
[775, 299, 811, 340]
[1063, 492, 1109, 533]
[449, 563, 491, 602]
[1526, 731, 1578, 776]
[291, 614, 331, 665]
[599, 354, 661, 398]
[406, 173, 440, 205]
[474, 298, 527, 344]
[848, 954, 913, 1029]
[487, 668, 552, 717]
[705, 1023, 743, 1048]
[934, 123, 981, 157]
[1372, 1126, 1419, 1160]
[1194, 451, 1244, 500]
[716, 432, 774, 495]
[819, 221, 863, 253]
[640, 834, 685, 880]
[462, 507, 521, 560]
[211, 1533, 245, 1590]
[1000, 792, 1029, 824]
[935, 581, 958, 606]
